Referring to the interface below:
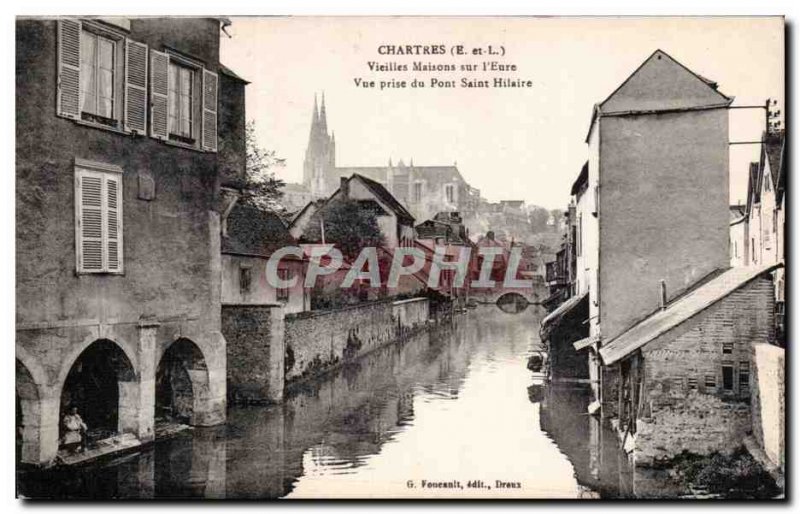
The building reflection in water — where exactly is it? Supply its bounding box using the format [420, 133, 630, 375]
[18, 306, 684, 499]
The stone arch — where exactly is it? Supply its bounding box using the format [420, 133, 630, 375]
[156, 338, 211, 426]
[16, 358, 43, 464]
[59, 339, 139, 441]
[56, 333, 139, 393]
[496, 292, 530, 313]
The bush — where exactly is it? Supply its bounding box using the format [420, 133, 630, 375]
[673, 447, 780, 498]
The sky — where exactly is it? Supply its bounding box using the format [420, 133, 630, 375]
[220, 17, 783, 209]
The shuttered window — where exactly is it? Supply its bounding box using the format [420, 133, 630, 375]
[149, 49, 170, 140]
[201, 69, 218, 152]
[75, 162, 124, 273]
[58, 18, 149, 135]
[150, 51, 217, 152]
[124, 39, 148, 133]
[57, 19, 217, 151]
[57, 19, 82, 119]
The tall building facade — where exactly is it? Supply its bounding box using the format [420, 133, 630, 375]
[16, 17, 246, 466]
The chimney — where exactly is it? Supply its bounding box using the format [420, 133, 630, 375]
[659, 280, 667, 310]
[340, 176, 349, 198]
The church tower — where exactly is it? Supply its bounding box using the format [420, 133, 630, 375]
[303, 93, 336, 198]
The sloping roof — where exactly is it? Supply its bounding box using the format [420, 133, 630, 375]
[415, 219, 467, 243]
[600, 49, 731, 113]
[570, 162, 589, 196]
[765, 131, 785, 195]
[729, 204, 746, 222]
[573, 335, 600, 352]
[747, 161, 761, 211]
[585, 49, 732, 142]
[353, 174, 415, 225]
[219, 63, 250, 84]
[541, 291, 589, 330]
[599, 263, 781, 365]
[223, 204, 296, 257]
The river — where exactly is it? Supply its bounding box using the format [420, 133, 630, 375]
[18, 305, 649, 499]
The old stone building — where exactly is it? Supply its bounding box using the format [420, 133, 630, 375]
[16, 17, 246, 466]
[222, 204, 309, 314]
[556, 49, 734, 413]
[598, 265, 778, 463]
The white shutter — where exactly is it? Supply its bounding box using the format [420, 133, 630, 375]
[76, 172, 104, 271]
[105, 175, 123, 272]
[124, 39, 148, 134]
[76, 167, 124, 273]
[201, 69, 218, 152]
[57, 18, 82, 119]
[149, 49, 169, 140]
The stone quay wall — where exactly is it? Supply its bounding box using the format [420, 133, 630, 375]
[750, 343, 785, 472]
[284, 297, 430, 384]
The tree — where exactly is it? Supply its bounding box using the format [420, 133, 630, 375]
[528, 206, 551, 233]
[240, 120, 286, 211]
[303, 199, 385, 260]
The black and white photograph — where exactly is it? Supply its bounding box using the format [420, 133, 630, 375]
[12, 13, 786, 500]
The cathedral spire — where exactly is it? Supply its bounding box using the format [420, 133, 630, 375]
[319, 92, 328, 133]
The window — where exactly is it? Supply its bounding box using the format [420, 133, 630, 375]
[168, 61, 195, 142]
[413, 182, 423, 203]
[58, 20, 150, 133]
[739, 362, 750, 391]
[75, 161, 123, 273]
[277, 269, 291, 301]
[80, 30, 116, 122]
[752, 238, 757, 264]
[445, 184, 455, 203]
[722, 364, 734, 391]
[577, 215, 583, 257]
[687, 377, 698, 391]
[704, 374, 716, 390]
[239, 266, 252, 295]
[722, 342, 733, 354]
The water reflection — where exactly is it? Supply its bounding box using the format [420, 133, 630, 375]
[18, 305, 648, 499]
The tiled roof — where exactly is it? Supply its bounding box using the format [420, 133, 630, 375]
[599, 263, 781, 365]
[353, 174, 415, 225]
[223, 204, 296, 257]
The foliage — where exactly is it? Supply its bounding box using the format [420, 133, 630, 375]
[672, 448, 781, 498]
[240, 120, 286, 211]
[303, 198, 386, 260]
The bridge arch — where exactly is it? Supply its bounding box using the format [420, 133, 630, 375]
[496, 292, 531, 313]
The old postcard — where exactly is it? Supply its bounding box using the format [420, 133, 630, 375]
[15, 15, 785, 499]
